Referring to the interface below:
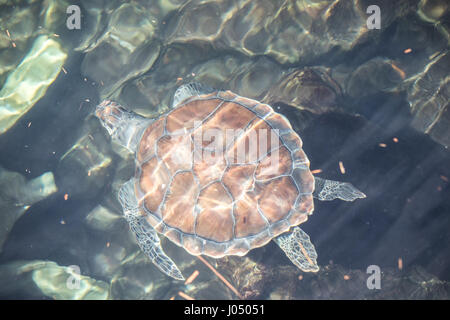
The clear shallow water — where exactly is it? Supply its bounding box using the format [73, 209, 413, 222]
[0, 0, 449, 299]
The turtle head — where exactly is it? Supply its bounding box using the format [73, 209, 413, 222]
[95, 100, 128, 136]
[95, 100, 150, 152]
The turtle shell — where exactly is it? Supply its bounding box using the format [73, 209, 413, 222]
[134, 89, 315, 258]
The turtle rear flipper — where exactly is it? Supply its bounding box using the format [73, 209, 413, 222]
[118, 179, 184, 280]
[314, 177, 366, 201]
[274, 226, 319, 272]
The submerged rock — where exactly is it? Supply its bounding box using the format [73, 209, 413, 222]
[85, 205, 122, 232]
[0, 260, 109, 299]
[165, 0, 414, 65]
[0, 35, 67, 135]
[0, 167, 57, 253]
[56, 117, 113, 199]
[0, 5, 39, 86]
[264, 67, 342, 114]
[81, 3, 160, 98]
[216, 255, 450, 299]
[407, 51, 450, 148]
[109, 252, 172, 299]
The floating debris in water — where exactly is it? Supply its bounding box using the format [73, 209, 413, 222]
[339, 161, 346, 174]
[197, 255, 243, 299]
[63, 193, 69, 201]
[390, 63, 406, 80]
[404, 48, 412, 54]
[398, 257, 403, 270]
[178, 291, 195, 300]
[311, 169, 322, 174]
[393, 137, 399, 143]
[379, 143, 387, 148]
[5, 29, 16, 47]
[184, 270, 200, 285]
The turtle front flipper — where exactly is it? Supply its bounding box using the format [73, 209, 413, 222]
[313, 177, 366, 201]
[274, 226, 319, 272]
[118, 179, 185, 280]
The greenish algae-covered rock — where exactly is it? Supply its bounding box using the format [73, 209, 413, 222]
[408, 51, 450, 148]
[0, 260, 109, 299]
[81, 3, 160, 98]
[0, 167, 57, 253]
[0, 35, 67, 135]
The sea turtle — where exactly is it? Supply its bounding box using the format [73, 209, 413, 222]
[95, 83, 365, 280]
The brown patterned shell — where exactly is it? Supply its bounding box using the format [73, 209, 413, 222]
[134, 90, 315, 258]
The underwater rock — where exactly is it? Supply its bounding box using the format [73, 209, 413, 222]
[81, 3, 160, 98]
[216, 255, 270, 300]
[56, 117, 113, 199]
[39, 0, 70, 34]
[407, 51, 450, 148]
[85, 205, 122, 232]
[417, 0, 450, 43]
[0, 167, 57, 253]
[109, 252, 173, 299]
[0, 260, 109, 299]
[84, 203, 139, 280]
[264, 67, 342, 114]
[344, 57, 405, 99]
[112, 42, 211, 117]
[417, 0, 448, 24]
[87, 228, 135, 281]
[216, 255, 450, 299]
[165, 0, 414, 65]
[115, 52, 283, 116]
[0, 4, 39, 85]
[0, 35, 67, 135]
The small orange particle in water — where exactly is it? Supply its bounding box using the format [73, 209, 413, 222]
[393, 137, 399, 143]
[398, 257, 403, 270]
[298, 275, 303, 280]
[178, 291, 195, 300]
[311, 169, 322, 174]
[339, 161, 346, 174]
[390, 63, 406, 80]
[343, 275, 350, 280]
[440, 175, 449, 182]
[64, 194, 69, 201]
[184, 270, 200, 285]
[404, 48, 412, 54]
[106, 242, 110, 248]
[379, 143, 387, 148]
